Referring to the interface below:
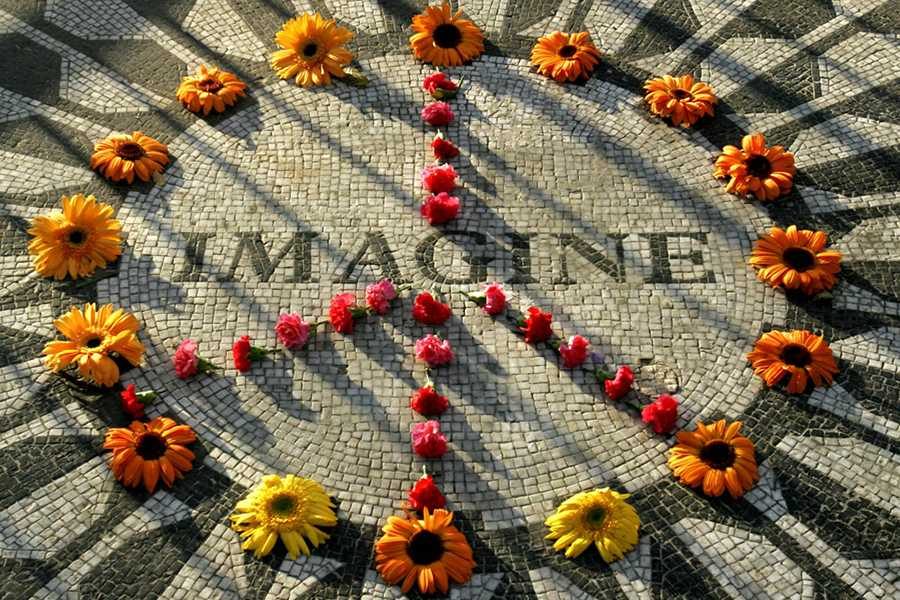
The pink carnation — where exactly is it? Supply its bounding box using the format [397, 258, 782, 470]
[411, 420, 448, 458]
[365, 279, 397, 315]
[414, 334, 454, 367]
[421, 101, 454, 127]
[559, 335, 590, 368]
[420, 164, 458, 194]
[420, 192, 460, 225]
[275, 313, 310, 349]
[173, 339, 200, 379]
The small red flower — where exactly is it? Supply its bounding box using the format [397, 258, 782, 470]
[604, 365, 634, 400]
[412, 291, 452, 325]
[365, 279, 397, 315]
[329, 292, 358, 334]
[411, 420, 448, 458]
[414, 334, 454, 367]
[420, 164, 458, 194]
[420, 192, 460, 225]
[232, 335, 253, 372]
[422, 72, 458, 99]
[410, 385, 449, 416]
[520, 306, 553, 344]
[421, 101, 454, 126]
[641, 393, 679, 434]
[483, 283, 506, 315]
[559, 334, 590, 368]
[431, 133, 460, 161]
[120, 384, 145, 420]
[407, 475, 446, 512]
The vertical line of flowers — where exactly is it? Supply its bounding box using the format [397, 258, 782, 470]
[404, 69, 467, 513]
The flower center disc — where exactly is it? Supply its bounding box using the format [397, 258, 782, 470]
[301, 42, 319, 58]
[116, 141, 145, 161]
[746, 154, 772, 178]
[699, 439, 736, 469]
[781, 343, 812, 367]
[433, 24, 462, 49]
[83, 336, 103, 349]
[198, 77, 223, 93]
[67, 229, 87, 246]
[558, 44, 578, 58]
[407, 530, 444, 564]
[135, 433, 168, 460]
[270, 494, 297, 517]
[782, 247, 816, 272]
[585, 507, 607, 529]
[672, 88, 692, 100]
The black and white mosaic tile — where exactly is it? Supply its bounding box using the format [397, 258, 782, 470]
[0, 0, 897, 598]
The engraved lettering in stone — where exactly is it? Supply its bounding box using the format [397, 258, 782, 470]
[553, 233, 626, 284]
[645, 233, 715, 284]
[221, 232, 318, 283]
[335, 232, 405, 283]
[175, 232, 215, 282]
[416, 231, 497, 284]
[505, 232, 537, 284]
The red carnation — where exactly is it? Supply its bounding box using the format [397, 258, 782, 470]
[232, 336, 253, 372]
[604, 365, 634, 401]
[420, 192, 460, 225]
[410, 385, 449, 416]
[329, 292, 358, 334]
[420, 164, 458, 194]
[520, 306, 553, 344]
[408, 475, 446, 512]
[483, 283, 506, 315]
[412, 292, 452, 325]
[411, 420, 448, 458]
[120, 384, 153, 420]
[421, 101, 454, 127]
[422, 72, 458, 99]
[431, 133, 460, 161]
[641, 393, 679, 434]
[559, 334, 590, 368]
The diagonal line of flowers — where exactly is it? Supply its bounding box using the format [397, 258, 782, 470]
[18, 1, 850, 595]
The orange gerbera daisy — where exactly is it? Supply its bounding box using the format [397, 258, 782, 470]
[271, 13, 354, 87]
[42, 303, 144, 387]
[668, 419, 758, 498]
[530, 31, 601, 83]
[714, 133, 795, 201]
[104, 417, 196, 493]
[410, 2, 484, 67]
[91, 131, 169, 184]
[176, 64, 247, 115]
[749, 226, 842, 295]
[748, 329, 838, 394]
[643, 74, 717, 127]
[375, 508, 475, 595]
[27, 194, 122, 280]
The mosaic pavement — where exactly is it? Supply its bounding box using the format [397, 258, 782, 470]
[0, 0, 898, 598]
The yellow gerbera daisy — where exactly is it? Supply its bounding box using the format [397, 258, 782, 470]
[42, 303, 145, 387]
[270, 13, 354, 87]
[749, 225, 842, 295]
[230, 474, 337, 559]
[409, 1, 485, 66]
[27, 194, 122, 280]
[545, 488, 640, 562]
[375, 508, 475, 594]
[176, 64, 247, 115]
[530, 31, 601, 83]
[90, 131, 169, 184]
